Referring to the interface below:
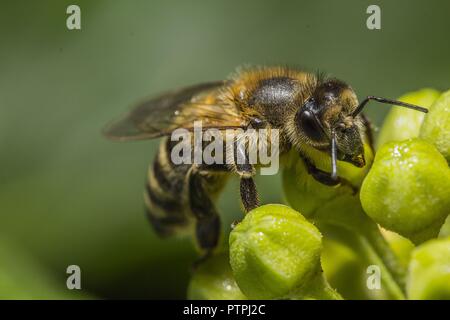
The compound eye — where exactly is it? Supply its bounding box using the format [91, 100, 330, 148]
[298, 109, 326, 142]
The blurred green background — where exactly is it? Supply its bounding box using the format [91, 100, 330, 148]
[0, 0, 448, 299]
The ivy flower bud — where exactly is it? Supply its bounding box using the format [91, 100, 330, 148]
[407, 237, 450, 300]
[420, 89, 450, 162]
[360, 139, 450, 244]
[229, 204, 339, 299]
[377, 89, 440, 149]
[187, 252, 246, 300]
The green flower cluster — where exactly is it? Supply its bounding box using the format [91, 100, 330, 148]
[188, 89, 450, 300]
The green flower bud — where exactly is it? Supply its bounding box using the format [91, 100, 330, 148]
[407, 237, 450, 300]
[283, 145, 409, 300]
[420, 89, 450, 162]
[377, 89, 440, 149]
[360, 139, 450, 244]
[439, 216, 450, 238]
[321, 238, 370, 300]
[187, 252, 246, 300]
[229, 204, 340, 299]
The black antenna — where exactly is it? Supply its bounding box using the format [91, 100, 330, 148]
[352, 96, 428, 117]
[330, 129, 338, 180]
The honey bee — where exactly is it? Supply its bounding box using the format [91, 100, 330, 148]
[104, 66, 427, 255]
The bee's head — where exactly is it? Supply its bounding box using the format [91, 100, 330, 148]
[292, 77, 428, 179]
[294, 78, 365, 168]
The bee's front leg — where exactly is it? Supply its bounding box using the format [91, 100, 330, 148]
[302, 156, 358, 194]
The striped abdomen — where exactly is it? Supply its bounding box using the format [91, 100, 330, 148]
[145, 137, 228, 239]
[145, 138, 193, 237]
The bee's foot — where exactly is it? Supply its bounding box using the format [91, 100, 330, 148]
[191, 251, 212, 272]
[231, 220, 242, 229]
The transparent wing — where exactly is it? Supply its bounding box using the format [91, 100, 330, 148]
[103, 81, 245, 141]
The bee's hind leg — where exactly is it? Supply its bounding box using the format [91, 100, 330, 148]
[188, 154, 260, 266]
[188, 167, 222, 262]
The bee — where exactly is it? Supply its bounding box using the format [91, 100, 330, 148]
[104, 66, 427, 255]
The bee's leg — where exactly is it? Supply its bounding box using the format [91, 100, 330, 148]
[195, 162, 258, 227]
[303, 156, 358, 194]
[196, 163, 230, 173]
[360, 113, 374, 150]
[234, 159, 259, 212]
[188, 167, 222, 258]
[233, 140, 260, 213]
[239, 175, 259, 212]
[191, 250, 213, 271]
[304, 159, 340, 186]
